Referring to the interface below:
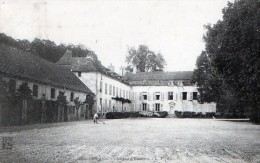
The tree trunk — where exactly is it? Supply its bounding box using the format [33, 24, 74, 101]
[21, 99, 27, 125]
[251, 100, 260, 123]
[76, 108, 79, 120]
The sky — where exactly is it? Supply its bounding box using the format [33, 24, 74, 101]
[0, 0, 233, 73]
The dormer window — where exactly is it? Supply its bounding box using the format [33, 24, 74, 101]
[142, 80, 147, 85]
[155, 80, 160, 85]
[177, 81, 183, 87]
[168, 81, 174, 86]
[78, 72, 81, 77]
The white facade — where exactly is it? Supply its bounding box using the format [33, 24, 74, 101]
[1, 76, 88, 120]
[75, 72, 216, 114]
[2, 76, 87, 104]
[76, 72, 132, 114]
[131, 85, 216, 114]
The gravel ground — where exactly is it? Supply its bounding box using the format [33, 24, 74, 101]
[0, 118, 259, 163]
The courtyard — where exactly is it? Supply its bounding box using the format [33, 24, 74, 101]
[0, 118, 259, 163]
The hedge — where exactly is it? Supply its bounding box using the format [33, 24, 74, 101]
[106, 112, 139, 119]
[106, 111, 168, 119]
[174, 111, 215, 118]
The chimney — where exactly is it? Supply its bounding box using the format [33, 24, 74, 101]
[108, 63, 115, 72]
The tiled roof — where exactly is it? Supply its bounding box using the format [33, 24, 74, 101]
[57, 51, 129, 85]
[124, 71, 193, 86]
[56, 50, 73, 65]
[71, 58, 98, 72]
[0, 44, 93, 94]
[56, 51, 194, 86]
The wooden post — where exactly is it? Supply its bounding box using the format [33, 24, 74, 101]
[61, 105, 64, 122]
[41, 100, 46, 123]
[21, 99, 27, 125]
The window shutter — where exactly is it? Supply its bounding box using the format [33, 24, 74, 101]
[174, 92, 177, 101]
[148, 104, 150, 111]
[189, 92, 193, 101]
[139, 92, 142, 100]
[140, 104, 142, 110]
[160, 104, 163, 110]
[153, 92, 155, 101]
[152, 104, 155, 111]
[180, 92, 183, 100]
[161, 92, 164, 101]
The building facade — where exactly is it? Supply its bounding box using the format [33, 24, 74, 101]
[127, 72, 216, 114]
[57, 51, 216, 115]
[57, 51, 132, 114]
[0, 45, 94, 125]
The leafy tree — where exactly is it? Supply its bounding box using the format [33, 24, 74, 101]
[194, 0, 260, 122]
[17, 82, 32, 100]
[126, 45, 166, 72]
[192, 51, 223, 103]
[0, 33, 98, 63]
[74, 97, 83, 120]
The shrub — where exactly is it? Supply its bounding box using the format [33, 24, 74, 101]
[106, 112, 139, 119]
[205, 112, 215, 118]
[155, 111, 168, 118]
[174, 111, 216, 118]
[106, 111, 168, 119]
[174, 111, 182, 118]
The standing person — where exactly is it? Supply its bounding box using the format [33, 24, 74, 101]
[93, 112, 98, 124]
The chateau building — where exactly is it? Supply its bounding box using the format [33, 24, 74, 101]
[57, 51, 216, 115]
[125, 72, 216, 114]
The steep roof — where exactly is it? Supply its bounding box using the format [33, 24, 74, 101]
[56, 50, 73, 65]
[0, 44, 93, 94]
[57, 51, 129, 85]
[124, 71, 194, 86]
[71, 58, 98, 72]
[125, 71, 193, 81]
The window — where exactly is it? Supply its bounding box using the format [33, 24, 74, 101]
[126, 91, 128, 99]
[105, 83, 107, 94]
[154, 92, 161, 100]
[155, 94, 160, 100]
[70, 92, 74, 102]
[113, 86, 115, 96]
[143, 95, 147, 100]
[120, 89, 122, 97]
[182, 92, 187, 100]
[123, 90, 125, 98]
[78, 72, 81, 77]
[33, 84, 38, 97]
[109, 85, 112, 95]
[109, 100, 111, 109]
[193, 92, 198, 100]
[142, 103, 147, 111]
[100, 81, 103, 92]
[155, 103, 160, 111]
[116, 87, 118, 96]
[8, 79, 16, 94]
[51, 88, 55, 99]
[168, 92, 173, 100]
[59, 91, 65, 96]
[105, 99, 107, 107]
